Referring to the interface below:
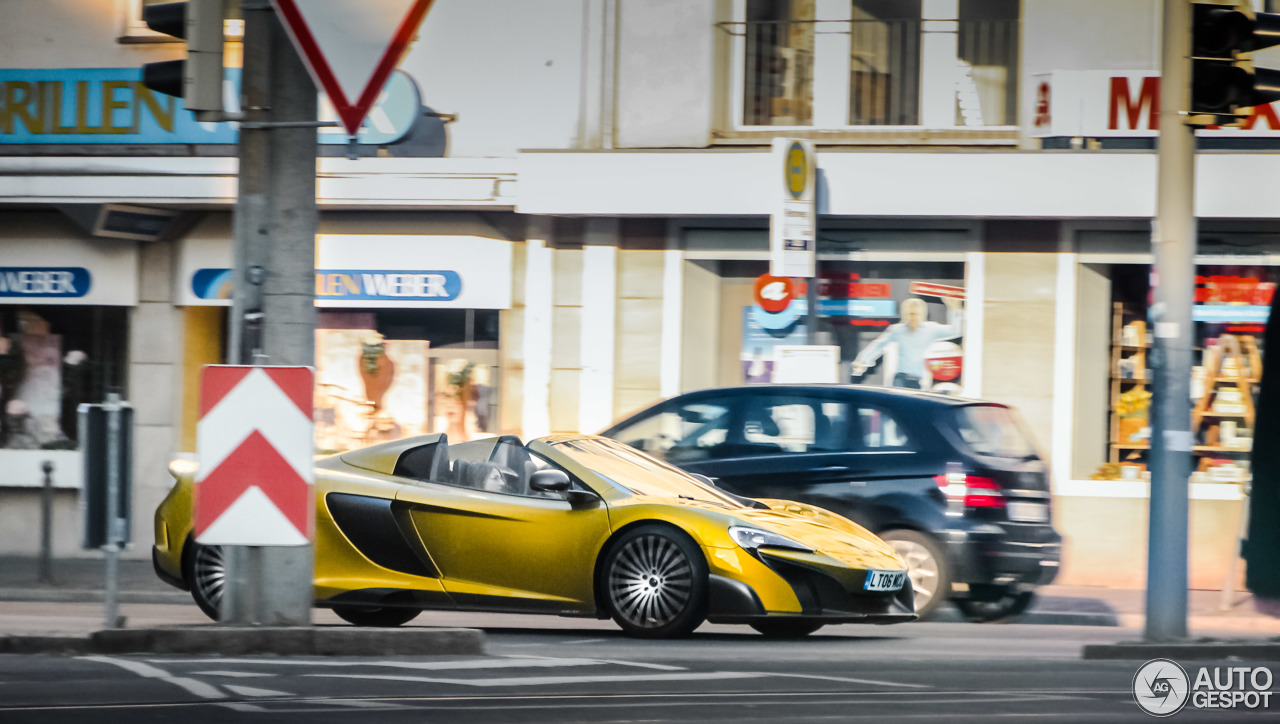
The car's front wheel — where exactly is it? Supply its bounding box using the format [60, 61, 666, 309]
[880, 529, 950, 620]
[185, 540, 225, 622]
[603, 524, 707, 638]
[331, 604, 421, 627]
[750, 620, 824, 638]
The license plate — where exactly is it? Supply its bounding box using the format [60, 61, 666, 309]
[864, 570, 907, 592]
[1008, 501, 1049, 523]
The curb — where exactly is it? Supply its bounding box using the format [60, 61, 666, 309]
[0, 626, 486, 656]
[0, 590, 191, 605]
[1082, 639, 1280, 660]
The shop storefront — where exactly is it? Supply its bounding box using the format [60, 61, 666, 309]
[176, 219, 513, 453]
[0, 224, 134, 489]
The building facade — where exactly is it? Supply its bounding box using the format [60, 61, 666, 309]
[2, 0, 1276, 591]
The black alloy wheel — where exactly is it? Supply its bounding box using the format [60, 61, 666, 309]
[953, 587, 1036, 623]
[750, 619, 825, 638]
[879, 529, 951, 620]
[603, 524, 708, 638]
[331, 604, 422, 627]
[185, 540, 226, 621]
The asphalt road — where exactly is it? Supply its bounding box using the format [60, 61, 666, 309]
[3, 617, 1278, 723]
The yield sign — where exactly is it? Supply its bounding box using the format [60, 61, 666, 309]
[271, 0, 435, 136]
[195, 366, 315, 546]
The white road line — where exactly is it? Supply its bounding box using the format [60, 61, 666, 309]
[307, 671, 768, 688]
[148, 656, 683, 672]
[80, 656, 228, 700]
[558, 638, 605, 645]
[219, 702, 264, 712]
[767, 672, 933, 689]
[504, 654, 684, 671]
[193, 671, 279, 678]
[223, 685, 291, 698]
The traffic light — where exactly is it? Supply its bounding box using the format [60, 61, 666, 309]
[141, 0, 224, 115]
[1190, 2, 1280, 124]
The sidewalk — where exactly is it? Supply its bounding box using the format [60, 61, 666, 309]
[3, 554, 1280, 640]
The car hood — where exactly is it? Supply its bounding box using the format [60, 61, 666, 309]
[646, 495, 905, 571]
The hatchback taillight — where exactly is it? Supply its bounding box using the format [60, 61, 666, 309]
[934, 471, 1006, 508]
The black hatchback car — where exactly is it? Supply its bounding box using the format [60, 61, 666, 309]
[600, 385, 1061, 621]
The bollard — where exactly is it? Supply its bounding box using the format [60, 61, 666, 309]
[38, 460, 54, 583]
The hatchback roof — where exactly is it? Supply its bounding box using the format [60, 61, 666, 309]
[664, 384, 990, 408]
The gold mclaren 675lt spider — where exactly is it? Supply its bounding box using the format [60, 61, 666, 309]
[153, 433, 914, 638]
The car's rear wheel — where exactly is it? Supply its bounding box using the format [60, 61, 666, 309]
[185, 540, 225, 622]
[880, 529, 950, 620]
[954, 587, 1035, 623]
[331, 604, 421, 627]
[750, 620, 824, 638]
[603, 524, 707, 638]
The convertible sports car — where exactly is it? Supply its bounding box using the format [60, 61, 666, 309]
[154, 433, 914, 638]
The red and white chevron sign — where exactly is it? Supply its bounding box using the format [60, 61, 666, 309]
[195, 366, 315, 546]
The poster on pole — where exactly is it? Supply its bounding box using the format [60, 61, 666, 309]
[770, 138, 816, 279]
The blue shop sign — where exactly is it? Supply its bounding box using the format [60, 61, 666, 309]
[193, 268, 462, 302]
[0, 68, 419, 145]
[0, 267, 91, 298]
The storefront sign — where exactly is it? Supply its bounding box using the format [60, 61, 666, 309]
[0, 68, 419, 145]
[770, 138, 816, 278]
[1031, 71, 1280, 138]
[179, 232, 512, 309]
[0, 238, 136, 306]
[0, 267, 90, 298]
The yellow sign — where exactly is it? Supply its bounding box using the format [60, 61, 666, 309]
[784, 141, 809, 199]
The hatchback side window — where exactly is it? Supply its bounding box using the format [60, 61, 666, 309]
[609, 399, 733, 464]
[857, 407, 914, 450]
[738, 395, 854, 455]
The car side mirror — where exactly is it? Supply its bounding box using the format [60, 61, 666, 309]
[529, 469, 571, 493]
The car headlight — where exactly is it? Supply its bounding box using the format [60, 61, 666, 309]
[729, 526, 812, 553]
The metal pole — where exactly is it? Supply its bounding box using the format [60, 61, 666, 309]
[38, 460, 54, 584]
[223, 0, 316, 626]
[1146, 0, 1195, 642]
[103, 392, 122, 630]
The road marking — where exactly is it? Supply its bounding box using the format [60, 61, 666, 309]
[220, 702, 264, 712]
[193, 671, 279, 678]
[504, 654, 684, 671]
[767, 672, 932, 689]
[307, 671, 767, 687]
[558, 638, 605, 645]
[223, 685, 291, 698]
[149, 655, 683, 672]
[81, 656, 227, 700]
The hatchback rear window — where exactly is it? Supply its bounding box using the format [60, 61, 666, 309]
[952, 405, 1038, 459]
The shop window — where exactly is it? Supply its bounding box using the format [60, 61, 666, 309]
[314, 308, 500, 453]
[0, 306, 127, 451]
[740, 260, 968, 394]
[1098, 263, 1273, 484]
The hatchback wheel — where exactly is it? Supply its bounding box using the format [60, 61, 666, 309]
[603, 525, 707, 638]
[185, 540, 225, 622]
[880, 529, 950, 620]
[954, 587, 1036, 623]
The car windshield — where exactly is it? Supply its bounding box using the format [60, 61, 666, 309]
[952, 404, 1039, 459]
[550, 437, 744, 506]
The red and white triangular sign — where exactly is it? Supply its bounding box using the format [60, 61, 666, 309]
[271, 0, 435, 136]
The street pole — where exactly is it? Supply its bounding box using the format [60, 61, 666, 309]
[223, 0, 317, 626]
[1146, 0, 1195, 642]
